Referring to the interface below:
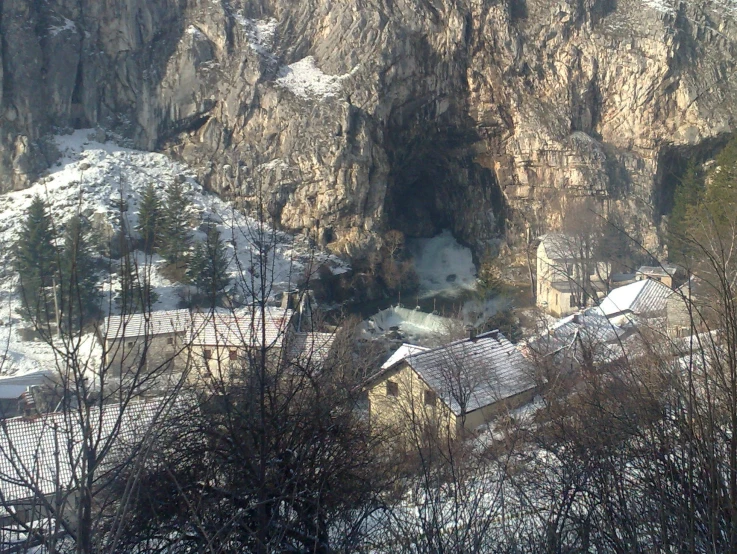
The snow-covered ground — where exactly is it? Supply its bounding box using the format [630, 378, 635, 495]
[407, 230, 478, 299]
[0, 129, 347, 376]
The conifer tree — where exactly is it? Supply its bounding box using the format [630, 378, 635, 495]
[159, 181, 191, 268]
[116, 243, 158, 314]
[14, 196, 57, 324]
[59, 215, 100, 328]
[188, 224, 230, 307]
[136, 184, 162, 254]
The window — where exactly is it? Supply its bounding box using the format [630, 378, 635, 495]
[167, 337, 174, 345]
[127, 341, 134, 348]
[229, 349, 238, 361]
[569, 295, 576, 308]
[203, 349, 212, 360]
[386, 380, 399, 397]
[424, 390, 437, 406]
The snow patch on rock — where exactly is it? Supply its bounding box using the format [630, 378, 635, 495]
[276, 57, 357, 99]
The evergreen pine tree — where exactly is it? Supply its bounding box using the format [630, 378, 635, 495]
[14, 196, 58, 324]
[60, 215, 100, 328]
[116, 246, 158, 314]
[669, 160, 704, 261]
[136, 184, 162, 254]
[159, 181, 191, 268]
[188, 224, 230, 307]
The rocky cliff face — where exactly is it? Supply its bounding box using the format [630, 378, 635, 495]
[2, 0, 737, 261]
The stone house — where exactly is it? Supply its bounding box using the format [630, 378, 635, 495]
[189, 307, 295, 381]
[536, 234, 610, 317]
[636, 264, 680, 289]
[102, 309, 193, 377]
[103, 307, 300, 384]
[364, 331, 536, 440]
[666, 277, 714, 338]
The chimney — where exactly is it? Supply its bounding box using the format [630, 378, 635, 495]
[467, 325, 478, 341]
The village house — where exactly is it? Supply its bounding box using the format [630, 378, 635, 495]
[636, 264, 680, 289]
[0, 397, 174, 538]
[522, 311, 627, 373]
[103, 307, 307, 384]
[364, 331, 536, 440]
[0, 371, 59, 419]
[536, 234, 610, 317]
[102, 309, 193, 377]
[189, 307, 295, 380]
[595, 277, 672, 326]
[666, 277, 715, 338]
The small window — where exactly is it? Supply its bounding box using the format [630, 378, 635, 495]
[127, 341, 134, 348]
[569, 295, 576, 308]
[203, 349, 212, 360]
[167, 337, 174, 345]
[386, 380, 399, 397]
[229, 349, 237, 361]
[424, 390, 437, 406]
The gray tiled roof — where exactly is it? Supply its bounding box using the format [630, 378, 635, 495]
[400, 331, 535, 416]
[191, 307, 293, 348]
[597, 278, 671, 318]
[104, 309, 193, 341]
[289, 332, 336, 366]
[0, 397, 177, 504]
[524, 311, 626, 366]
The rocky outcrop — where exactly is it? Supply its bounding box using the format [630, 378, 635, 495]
[2, 0, 737, 260]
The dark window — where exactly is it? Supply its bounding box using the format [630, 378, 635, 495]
[229, 349, 237, 361]
[167, 337, 174, 345]
[569, 295, 576, 308]
[386, 380, 399, 397]
[204, 349, 212, 360]
[127, 341, 134, 348]
[424, 390, 437, 406]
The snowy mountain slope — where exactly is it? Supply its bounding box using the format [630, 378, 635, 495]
[0, 129, 347, 376]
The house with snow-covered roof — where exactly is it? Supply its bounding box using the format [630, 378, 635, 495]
[594, 278, 671, 325]
[364, 331, 536, 439]
[523, 311, 627, 372]
[189, 307, 295, 378]
[0, 396, 178, 532]
[103, 307, 296, 382]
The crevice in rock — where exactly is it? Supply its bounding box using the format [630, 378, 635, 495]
[70, 60, 88, 129]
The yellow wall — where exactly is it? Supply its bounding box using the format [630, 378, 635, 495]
[367, 363, 458, 442]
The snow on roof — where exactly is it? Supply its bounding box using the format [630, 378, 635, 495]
[525, 311, 625, 365]
[0, 397, 178, 504]
[596, 279, 671, 319]
[637, 264, 678, 277]
[289, 332, 336, 367]
[191, 308, 293, 348]
[0, 371, 57, 401]
[400, 331, 535, 416]
[381, 344, 430, 370]
[104, 309, 193, 341]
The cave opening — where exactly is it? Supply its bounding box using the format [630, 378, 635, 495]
[383, 124, 505, 261]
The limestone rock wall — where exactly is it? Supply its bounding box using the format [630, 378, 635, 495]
[2, 0, 737, 259]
